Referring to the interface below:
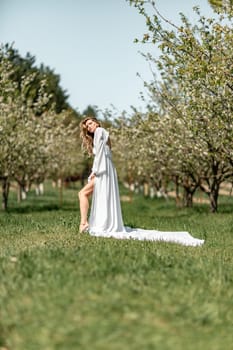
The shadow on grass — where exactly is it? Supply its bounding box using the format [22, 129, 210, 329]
[5, 201, 79, 214]
[4, 185, 233, 215]
[6, 203, 61, 214]
[4, 186, 79, 214]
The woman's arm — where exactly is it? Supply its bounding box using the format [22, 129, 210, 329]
[91, 127, 109, 176]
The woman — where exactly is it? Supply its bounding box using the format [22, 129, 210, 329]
[79, 117, 124, 234]
[79, 117, 204, 246]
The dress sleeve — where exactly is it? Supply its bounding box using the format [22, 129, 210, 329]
[92, 127, 109, 176]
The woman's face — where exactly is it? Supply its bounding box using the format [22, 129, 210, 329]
[85, 119, 98, 133]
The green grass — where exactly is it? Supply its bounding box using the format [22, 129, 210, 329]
[0, 182, 233, 350]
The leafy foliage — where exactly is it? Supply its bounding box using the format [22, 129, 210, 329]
[1, 43, 69, 113]
[0, 44, 85, 209]
[116, 1, 233, 212]
[208, 0, 233, 13]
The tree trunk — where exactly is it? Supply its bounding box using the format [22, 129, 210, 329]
[174, 176, 181, 206]
[81, 173, 85, 187]
[143, 182, 149, 197]
[209, 182, 220, 213]
[200, 179, 220, 213]
[17, 184, 27, 202]
[58, 178, 63, 206]
[183, 188, 194, 207]
[182, 175, 199, 208]
[2, 177, 10, 210]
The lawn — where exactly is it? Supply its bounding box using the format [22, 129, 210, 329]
[0, 182, 232, 350]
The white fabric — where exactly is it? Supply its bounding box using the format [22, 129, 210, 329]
[88, 127, 204, 247]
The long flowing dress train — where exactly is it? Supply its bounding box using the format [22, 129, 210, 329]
[88, 127, 204, 247]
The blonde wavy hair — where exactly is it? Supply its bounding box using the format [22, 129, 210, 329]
[79, 117, 101, 155]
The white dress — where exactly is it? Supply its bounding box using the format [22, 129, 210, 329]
[88, 127, 204, 247]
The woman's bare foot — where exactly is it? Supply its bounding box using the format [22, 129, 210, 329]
[79, 222, 89, 233]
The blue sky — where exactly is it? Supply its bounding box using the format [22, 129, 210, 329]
[0, 0, 213, 114]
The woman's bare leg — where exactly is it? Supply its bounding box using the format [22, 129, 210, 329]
[78, 179, 95, 231]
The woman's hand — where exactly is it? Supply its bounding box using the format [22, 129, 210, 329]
[88, 173, 96, 183]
